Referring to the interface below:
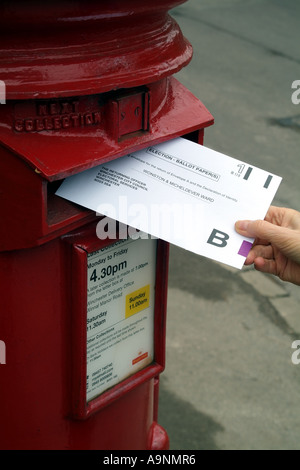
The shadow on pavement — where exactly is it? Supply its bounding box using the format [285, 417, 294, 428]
[158, 378, 224, 450]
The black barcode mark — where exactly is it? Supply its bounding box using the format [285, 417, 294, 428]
[243, 166, 273, 189]
[243, 167, 253, 180]
[264, 175, 273, 189]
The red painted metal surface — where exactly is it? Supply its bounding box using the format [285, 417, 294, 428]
[0, 0, 192, 100]
[0, 0, 214, 450]
[0, 79, 213, 253]
[0, 78, 213, 182]
[0, 223, 170, 449]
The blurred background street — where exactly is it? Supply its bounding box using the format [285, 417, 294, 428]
[159, 0, 300, 450]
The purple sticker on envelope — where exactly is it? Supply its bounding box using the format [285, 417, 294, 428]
[238, 240, 253, 257]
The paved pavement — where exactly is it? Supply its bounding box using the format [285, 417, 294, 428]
[158, 0, 300, 450]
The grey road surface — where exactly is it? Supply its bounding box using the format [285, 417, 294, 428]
[158, 0, 300, 450]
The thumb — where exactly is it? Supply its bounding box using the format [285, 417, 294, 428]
[235, 219, 283, 240]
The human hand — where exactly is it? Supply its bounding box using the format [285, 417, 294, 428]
[235, 206, 300, 286]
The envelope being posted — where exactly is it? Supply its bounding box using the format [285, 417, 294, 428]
[56, 137, 282, 269]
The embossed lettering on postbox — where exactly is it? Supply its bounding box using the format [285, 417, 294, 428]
[13, 98, 102, 133]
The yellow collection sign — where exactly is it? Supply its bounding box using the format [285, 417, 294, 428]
[125, 285, 150, 318]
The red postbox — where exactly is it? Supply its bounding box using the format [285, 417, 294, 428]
[0, 0, 213, 450]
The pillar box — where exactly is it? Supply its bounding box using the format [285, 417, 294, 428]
[0, 0, 213, 449]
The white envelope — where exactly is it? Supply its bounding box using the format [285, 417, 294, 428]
[56, 137, 282, 269]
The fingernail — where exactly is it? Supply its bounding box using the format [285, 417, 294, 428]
[236, 221, 249, 232]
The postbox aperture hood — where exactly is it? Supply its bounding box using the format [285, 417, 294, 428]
[0, 79, 214, 181]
